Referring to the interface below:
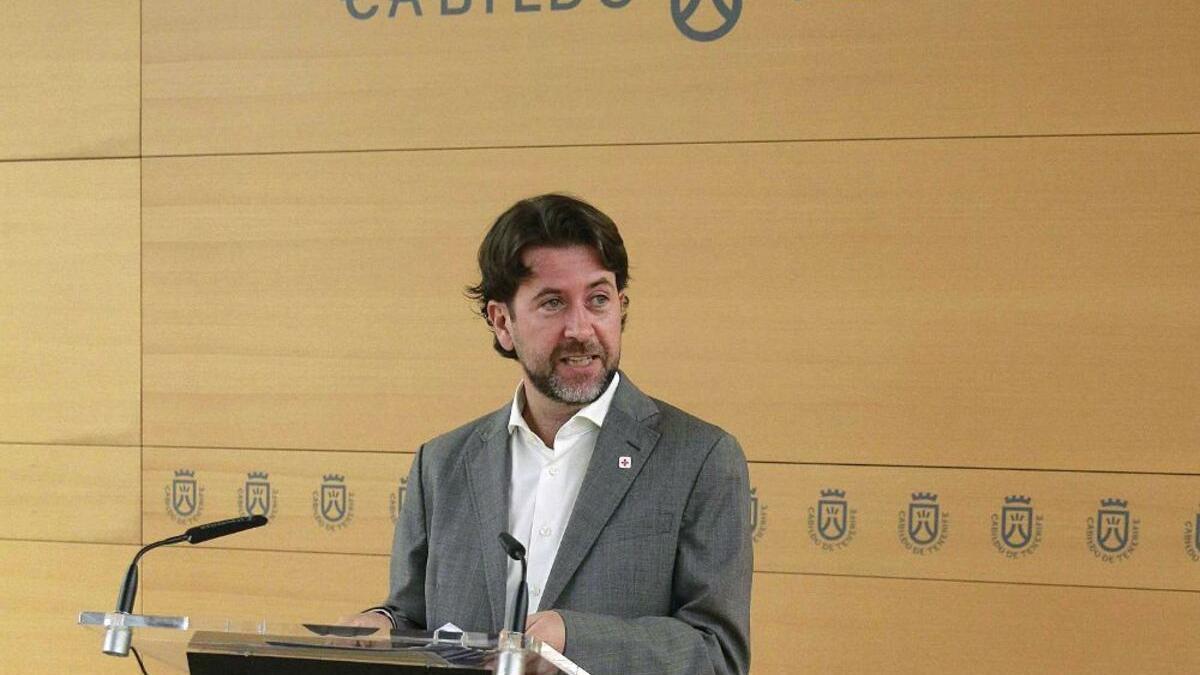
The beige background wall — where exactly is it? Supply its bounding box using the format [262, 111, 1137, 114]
[2, 1, 1198, 672]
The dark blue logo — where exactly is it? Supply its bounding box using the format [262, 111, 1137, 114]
[321, 476, 348, 523]
[313, 474, 356, 531]
[750, 487, 759, 532]
[817, 489, 847, 542]
[238, 471, 278, 519]
[807, 488, 857, 551]
[1096, 499, 1130, 553]
[991, 495, 1043, 558]
[172, 470, 197, 517]
[1001, 496, 1033, 549]
[1086, 497, 1139, 562]
[907, 494, 940, 545]
[671, 0, 742, 42]
[750, 486, 768, 543]
[1184, 511, 1199, 562]
[389, 476, 408, 524]
[164, 469, 205, 524]
[898, 492, 948, 554]
[345, 0, 743, 43]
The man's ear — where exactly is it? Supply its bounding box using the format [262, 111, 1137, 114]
[486, 300, 516, 352]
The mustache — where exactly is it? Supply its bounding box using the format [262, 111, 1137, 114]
[553, 341, 604, 358]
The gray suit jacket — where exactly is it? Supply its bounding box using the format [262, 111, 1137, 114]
[383, 375, 752, 675]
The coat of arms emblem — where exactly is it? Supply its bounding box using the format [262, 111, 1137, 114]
[1096, 499, 1130, 553]
[172, 470, 197, 517]
[749, 487, 768, 543]
[312, 474, 355, 531]
[1086, 497, 1139, 562]
[238, 471, 277, 519]
[1187, 513, 1200, 562]
[164, 468, 205, 524]
[991, 495, 1042, 558]
[389, 476, 408, 524]
[898, 492, 948, 554]
[817, 489, 848, 542]
[908, 494, 940, 545]
[807, 488, 857, 550]
[1001, 496, 1033, 549]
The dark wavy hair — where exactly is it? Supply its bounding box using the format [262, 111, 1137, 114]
[466, 193, 630, 359]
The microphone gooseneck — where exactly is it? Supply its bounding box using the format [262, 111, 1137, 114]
[104, 515, 269, 657]
[498, 532, 529, 634]
[115, 534, 186, 614]
[116, 515, 269, 614]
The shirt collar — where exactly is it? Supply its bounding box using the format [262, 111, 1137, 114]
[507, 371, 621, 437]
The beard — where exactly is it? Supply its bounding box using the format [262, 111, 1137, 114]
[520, 339, 619, 405]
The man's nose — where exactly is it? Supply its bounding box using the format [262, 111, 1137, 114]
[562, 303, 595, 341]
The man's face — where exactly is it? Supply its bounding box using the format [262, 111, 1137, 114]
[489, 245, 624, 406]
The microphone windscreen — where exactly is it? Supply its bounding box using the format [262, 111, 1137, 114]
[498, 532, 526, 561]
[185, 515, 268, 544]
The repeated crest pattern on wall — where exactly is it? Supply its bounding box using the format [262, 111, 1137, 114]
[2, 1, 1199, 673]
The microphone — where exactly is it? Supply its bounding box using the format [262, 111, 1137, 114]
[498, 532, 529, 634]
[104, 515, 268, 656]
[184, 514, 270, 545]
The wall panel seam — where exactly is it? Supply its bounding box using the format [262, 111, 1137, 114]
[135, 130, 1200, 163]
[764, 570, 1200, 595]
[0, 155, 141, 165]
[134, 445, 1199, 477]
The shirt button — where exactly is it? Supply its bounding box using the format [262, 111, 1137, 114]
[548, 466, 559, 476]
[539, 526, 552, 537]
[531, 585, 542, 597]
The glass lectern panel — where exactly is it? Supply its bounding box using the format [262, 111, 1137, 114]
[78, 612, 588, 675]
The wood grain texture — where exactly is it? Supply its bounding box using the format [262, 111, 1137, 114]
[126, 557, 1200, 674]
[0, 159, 141, 445]
[141, 547, 390, 623]
[0, 541, 140, 675]
[143, 447, 412, 554]
[0, 445, 140, 544]
[0, 0, 139, 160]
[141, 1, 1200, 155]
[143, 136, 1199, 472]
[751, 573, 1200, 674]
[749, 463, 1200, 591]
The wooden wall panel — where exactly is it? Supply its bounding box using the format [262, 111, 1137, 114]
[141, 548, 390, 624]
[0, 541, 140, 675]
[141, 2, 1200, 155]
[143, 447, 411, 554]
[0, 445, 140, 544]
[129, 559, 1200, 674]
[750, 573, 1200, 674]
[749, 464, 1200, 590]
[0, 1, 139, 160]
[143, 137, 1198, 472]
[0, 159, 141, 446]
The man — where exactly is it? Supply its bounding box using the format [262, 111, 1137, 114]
[352, 194, 752, 675]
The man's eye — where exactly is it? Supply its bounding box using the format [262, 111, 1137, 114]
[542, 298, 564, 310]
[591, 295, 610, 307]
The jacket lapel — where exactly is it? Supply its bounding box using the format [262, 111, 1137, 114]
[537, 376, 661, 611]
[462, 407, 511, 632]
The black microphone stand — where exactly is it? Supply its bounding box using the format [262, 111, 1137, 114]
[101, 515, 268, 657]
[498, 532, 530, 675]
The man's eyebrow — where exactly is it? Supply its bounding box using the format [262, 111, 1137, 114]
[529, 279, 615, 301]
[530, 287, 562, 302]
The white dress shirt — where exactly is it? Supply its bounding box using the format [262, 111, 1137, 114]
[502, 372, 621, 628]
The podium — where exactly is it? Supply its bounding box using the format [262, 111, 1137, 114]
[78, 612, 591, 675]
